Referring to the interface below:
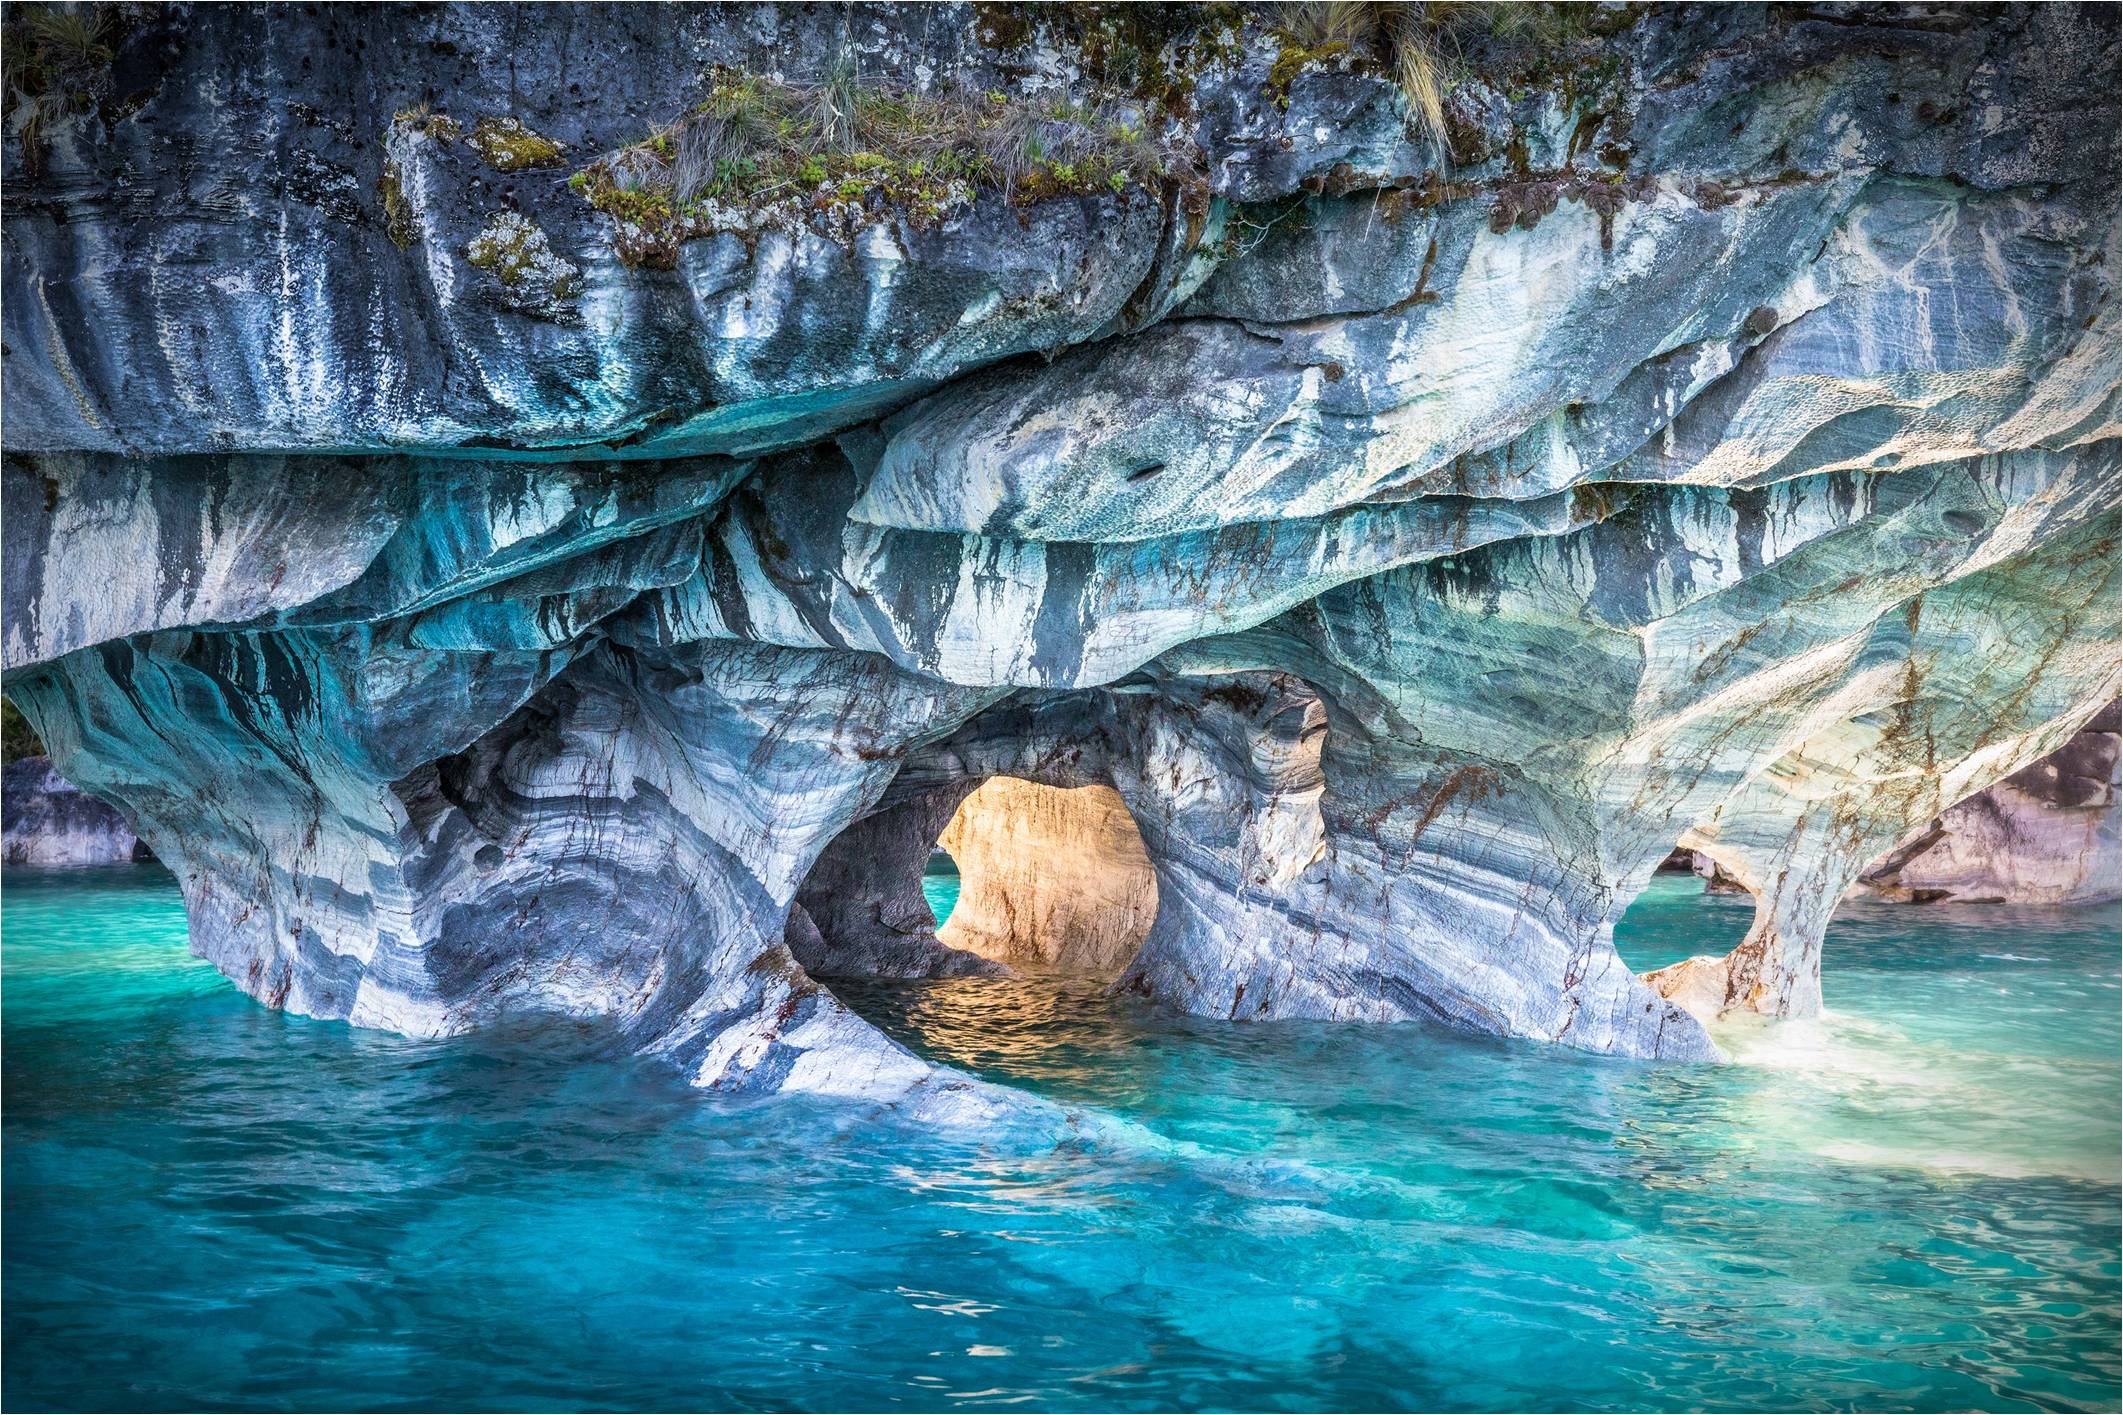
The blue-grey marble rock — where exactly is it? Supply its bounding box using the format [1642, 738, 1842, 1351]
[2, 3, 2117, 1096]
[1, 756, 147, 867]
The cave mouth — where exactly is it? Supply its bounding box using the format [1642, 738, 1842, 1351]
[928, 777, 1159, 980]
[1629, 845, 1761, 1023]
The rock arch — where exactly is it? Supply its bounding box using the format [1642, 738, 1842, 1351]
[2, 3, 2116, 1102]
[936, 778, 1158, 976]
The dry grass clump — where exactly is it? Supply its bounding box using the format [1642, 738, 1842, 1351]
[1275, 2, 1452, 149]
[573, 66, 1185, 265]
[3, 2, 118, 173]
[1273, 2, 1594, 156]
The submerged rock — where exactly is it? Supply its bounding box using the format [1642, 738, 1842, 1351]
[1, 3, 2116, 1095]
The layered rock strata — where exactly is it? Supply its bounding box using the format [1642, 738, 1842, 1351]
[3, 3, 2117, 1095]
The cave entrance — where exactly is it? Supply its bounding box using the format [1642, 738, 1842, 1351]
[788, 772, 1160, 985]
[1626, 844, 1760, 1023]
[920, 841, 961, 928]
[927, 777, 1158, 979]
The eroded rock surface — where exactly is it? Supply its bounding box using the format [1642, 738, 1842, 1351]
[3, 3, 2117, 1095]
[1661, 704, 2119, 919]
[2, 756, 146, 867]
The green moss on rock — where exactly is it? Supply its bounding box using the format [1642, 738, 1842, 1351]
[465, 211, 583, 314]
[469, 115, 564, 171]
[379, 161, 418, 247]
[572, 69, 1195, 267]
[2, 697, 44, 764]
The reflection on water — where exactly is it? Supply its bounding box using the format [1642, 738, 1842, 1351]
[4, 867, 2118, 1412]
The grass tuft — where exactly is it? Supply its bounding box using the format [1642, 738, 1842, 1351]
[1274, 2, 1453, 153]
[3, 2, 119, 174]
[574, 67, 1192, 266]
[1273, 2, 1597, 157]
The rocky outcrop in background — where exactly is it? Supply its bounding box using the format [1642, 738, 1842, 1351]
[1853, 704, 2121, 905]
[2, 3, 2115, 1100]
[1, 756, 147, 867]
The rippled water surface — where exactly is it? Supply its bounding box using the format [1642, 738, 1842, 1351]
[5, 865, 2118, 1412]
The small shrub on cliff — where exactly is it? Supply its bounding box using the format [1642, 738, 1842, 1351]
[16, 2, 111, 71]
[2, 697, 44, 764]
[1275, 2, 1451, 148]
[392, 103, 463, 143]
[573, 67, 1191, 266]
[3, 1, 119, 174]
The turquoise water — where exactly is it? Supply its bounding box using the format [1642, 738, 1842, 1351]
[4, 865, 2117, 1413]
[923, 859, 960, 933]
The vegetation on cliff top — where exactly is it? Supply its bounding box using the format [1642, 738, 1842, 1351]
[573, 67, 1191, 267]
[533, 1, 1644, 270]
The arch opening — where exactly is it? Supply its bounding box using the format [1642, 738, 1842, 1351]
[1633, 843, 1771, 1023]
[788, 768, 1162, 987]
[920, 840, 960, 930]
[930, 776, 1158, 980]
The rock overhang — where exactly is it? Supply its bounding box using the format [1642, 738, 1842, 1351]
[1, 1, 2116, 1102]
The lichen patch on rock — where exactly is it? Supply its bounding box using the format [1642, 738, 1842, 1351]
[467, 115, 564, 171]
[464, 211, 582, 317]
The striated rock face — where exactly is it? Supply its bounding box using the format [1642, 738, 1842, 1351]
[2, 3, 2117, 1095]
[1, 756, 147, 867]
